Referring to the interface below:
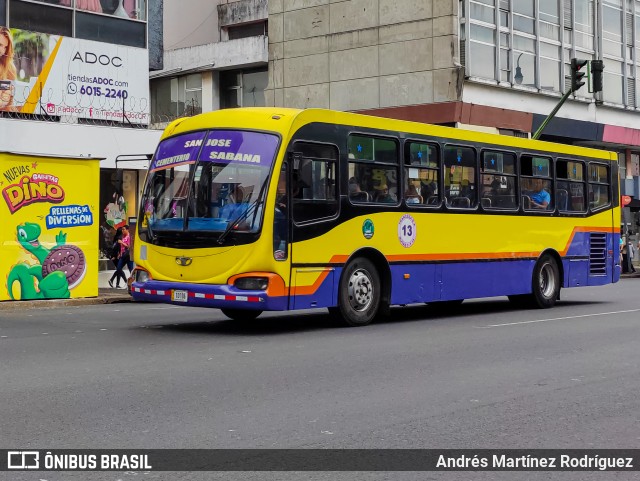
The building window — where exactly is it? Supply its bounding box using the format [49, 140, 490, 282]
[10, 1, 73, 36]
[150, 74, 202, 122]
[227, 21, 267, 40]
[74, 0, 147, 21]
[8, 0, 147, 44]
[220, 68, 268, 109]
[469, 23, 497, 79]
[75, 11, 146, 47]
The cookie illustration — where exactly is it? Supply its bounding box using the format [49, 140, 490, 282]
[42, 245, 87, 289]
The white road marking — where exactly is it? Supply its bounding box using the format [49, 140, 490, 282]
[476, 308, 640, 328]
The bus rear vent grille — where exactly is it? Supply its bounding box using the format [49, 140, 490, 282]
[589, 233, 607, 275]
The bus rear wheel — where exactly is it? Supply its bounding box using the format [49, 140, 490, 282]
[510, 254, 560, 309]
[221, 308, 262, 321]
[337, 257, 381, 327]
[532, 254, 560, 308]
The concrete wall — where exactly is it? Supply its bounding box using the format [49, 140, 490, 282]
[158, 35, 268, 73]
[148, 0, 164, 71]
[266, 0, 462, 110]
[218, 0, 268, 27]
[163, 0, 221, 50]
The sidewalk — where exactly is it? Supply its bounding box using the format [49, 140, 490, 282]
[0, 270, 133, 311]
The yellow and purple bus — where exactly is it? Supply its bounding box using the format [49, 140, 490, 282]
[130, 108, 620, 326]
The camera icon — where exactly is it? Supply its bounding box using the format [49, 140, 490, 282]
[46, 103, 56, 114]
[7, 451, 40, 470]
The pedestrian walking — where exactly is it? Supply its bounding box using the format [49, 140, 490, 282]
[107, 227, 126, 288]
[116, 225, 134, 286]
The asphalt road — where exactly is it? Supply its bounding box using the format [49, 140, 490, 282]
[1, 279, 640, 481]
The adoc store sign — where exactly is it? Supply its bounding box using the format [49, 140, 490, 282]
[2, 27, 149, 124]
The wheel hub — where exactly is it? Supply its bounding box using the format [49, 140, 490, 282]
[539, 262, 556, 299]
[348, 268, 374, 312]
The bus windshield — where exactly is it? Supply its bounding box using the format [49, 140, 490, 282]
[140, 130, 279, 239]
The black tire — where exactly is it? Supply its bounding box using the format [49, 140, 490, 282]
[336, 257, 381, 327]
[531, 254, 560, 308]
[221, 308, 262, 321]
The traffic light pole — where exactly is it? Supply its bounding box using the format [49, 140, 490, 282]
[531, 88, 573, 140]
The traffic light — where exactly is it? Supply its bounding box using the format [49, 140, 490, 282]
[591, 59, 604, 93]
[571, 58, 588, 92]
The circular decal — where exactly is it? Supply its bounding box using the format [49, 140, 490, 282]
[362, 219, 375, 239]
[398, 214, 416, 248]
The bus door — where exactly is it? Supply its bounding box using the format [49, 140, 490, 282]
[287, 144, 340, 310]
[272, 164, 293, 308]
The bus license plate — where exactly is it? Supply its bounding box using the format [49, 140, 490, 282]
[172, 290, 188, 302]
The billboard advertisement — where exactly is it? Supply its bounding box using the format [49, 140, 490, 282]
[0, 27, 149, 124]
[0, 152, 100, 301]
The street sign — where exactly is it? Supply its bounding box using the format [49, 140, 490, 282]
[622, 195, 632, 206]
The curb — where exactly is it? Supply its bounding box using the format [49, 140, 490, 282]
[0, 294, 133, 311]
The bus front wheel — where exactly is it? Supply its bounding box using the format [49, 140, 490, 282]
[221, 308, 262, 321]
[337, 257, 381, 327]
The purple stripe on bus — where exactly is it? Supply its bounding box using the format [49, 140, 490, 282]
[199, 131, 279, 167]
[150, 131, 208, 171]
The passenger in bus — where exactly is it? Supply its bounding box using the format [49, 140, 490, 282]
[349, 177, 369, 201]
[374, 184, 395, 203]
[404, 183, 423, 204]
[219, 185, 249, 222]
[530, 178, 550, 209]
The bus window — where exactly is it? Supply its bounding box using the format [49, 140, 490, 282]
[348, 134, 399, 204]
[444, 145, 477, 209]
[521, 155, 553, 211]
[588, 163, 610, 210]
[405, 141, 439, 206]
[480, 150, 517, 209]
[556, 160, 586, 213]
[291, 142, 339, 223]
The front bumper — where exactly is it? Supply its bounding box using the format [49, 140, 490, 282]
[131, 280, 288, 311]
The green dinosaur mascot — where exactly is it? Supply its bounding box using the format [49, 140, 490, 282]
[7, 223, 70, 300]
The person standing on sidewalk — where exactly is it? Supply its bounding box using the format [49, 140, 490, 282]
[108, 227, 126, 288]
[116, 225, 134, 286]
[621, 234, 636, 274]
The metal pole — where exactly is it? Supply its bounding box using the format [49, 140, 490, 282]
[531, 88, 573, 140]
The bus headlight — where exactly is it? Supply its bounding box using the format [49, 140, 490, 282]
[135, 269, 151, 283]
[234, 277, 269, 291]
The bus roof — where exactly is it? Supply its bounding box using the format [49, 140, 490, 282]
[161, 107, 615, 161]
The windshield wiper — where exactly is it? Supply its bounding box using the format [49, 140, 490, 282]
[216, 198, 261, 245]
[216, 178, 270, 246]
